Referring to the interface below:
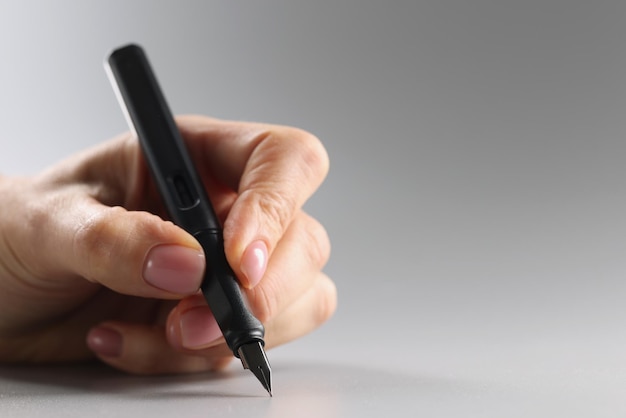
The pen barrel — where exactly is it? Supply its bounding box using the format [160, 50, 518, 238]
[106, 44, 220, 232]
[194, 229, 265, 355]
[107, 44, 265, 357]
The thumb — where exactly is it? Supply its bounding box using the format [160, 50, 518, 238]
[31, 199, 205, 299]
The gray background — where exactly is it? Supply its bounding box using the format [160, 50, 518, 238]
[2, 0, 626, 416]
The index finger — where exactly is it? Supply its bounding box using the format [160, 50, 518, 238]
[176, 115, 330, 288]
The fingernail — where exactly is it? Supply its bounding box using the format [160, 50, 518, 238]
[86, 326, 122, 357]
[240, 240, 268, 288]
[180, 306, 222, 349]
[143, 245, 204, 294]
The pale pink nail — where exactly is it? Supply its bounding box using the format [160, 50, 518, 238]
[180, 306, 222, 349]
[240, 240, 268, 288]
[143, 245, 204, 294]
[86, 326, 122, 357]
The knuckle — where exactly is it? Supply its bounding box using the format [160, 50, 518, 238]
[256, 127, 329, 185]
[299, 214, 331, 269]
[313, 276, 337, 325]
[291, 130, 330, 183]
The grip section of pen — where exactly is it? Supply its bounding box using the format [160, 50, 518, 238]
[194, 229, 265, 355]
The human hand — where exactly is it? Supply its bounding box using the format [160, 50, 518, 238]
[0, 115, 336, 374]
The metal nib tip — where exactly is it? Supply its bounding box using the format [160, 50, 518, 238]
[260, 366, 272, 397]
[238, 341, 273, 396]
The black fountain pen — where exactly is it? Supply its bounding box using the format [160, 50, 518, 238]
[105, 44, 272, 396]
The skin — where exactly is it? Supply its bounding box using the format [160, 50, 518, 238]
[0, 115, 336, 375]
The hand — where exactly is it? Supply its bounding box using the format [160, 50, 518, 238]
[0, 115, 336, 374]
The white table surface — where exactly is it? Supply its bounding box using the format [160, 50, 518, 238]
[3, 279, 626, 417]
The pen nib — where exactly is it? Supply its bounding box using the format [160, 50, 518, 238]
[238, 341, 273, 396]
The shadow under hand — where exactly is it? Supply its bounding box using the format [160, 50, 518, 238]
[0, 361, 463, 418]
[0, 361, 241, 398]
